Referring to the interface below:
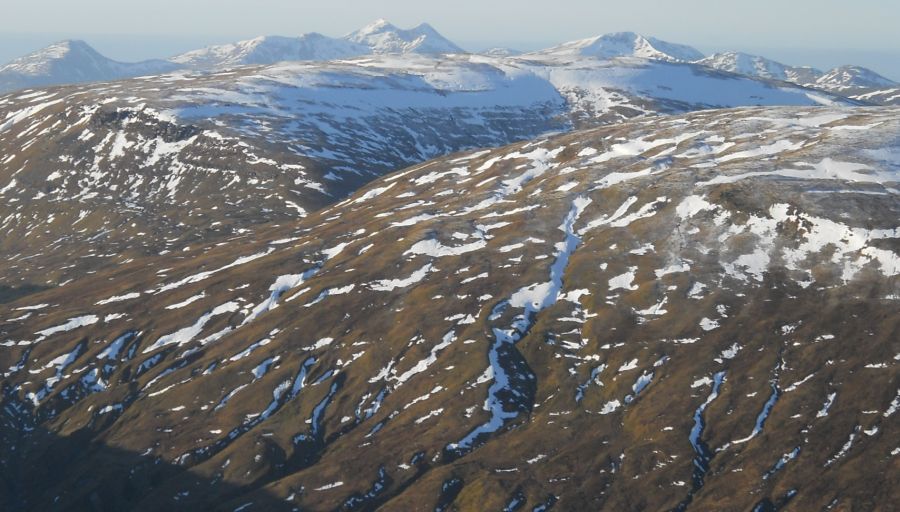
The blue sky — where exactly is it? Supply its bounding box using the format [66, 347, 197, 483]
[2, 0, 899, 79]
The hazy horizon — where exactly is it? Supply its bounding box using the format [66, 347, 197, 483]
[1, 0, 899, 80]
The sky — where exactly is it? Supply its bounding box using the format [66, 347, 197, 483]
[2, 0, 899, 80]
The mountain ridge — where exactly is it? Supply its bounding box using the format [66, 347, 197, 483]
[1, 26, 897, 105]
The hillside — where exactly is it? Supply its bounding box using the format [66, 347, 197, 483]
[1, 106, 897, 511]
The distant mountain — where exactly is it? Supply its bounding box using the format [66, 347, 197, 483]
[171, 34, 371, 69]
[696, 52, 823, 83]
[169, 20, 464, 70]
[481, 47, 524, 57]
[529, 31, 705, 62]
[786, 66, 827, 85]
[695, 53, 899, 103]
[814, 65, 898, 93]
[344, 18, 466, 54]
[0, 40, 180, 93]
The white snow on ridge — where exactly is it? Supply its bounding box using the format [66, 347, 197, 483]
[609, 268, 639, 292]
[96, 292, 141, 305]
[599, 400, 622, 414]
[155, 249, 274, 294]
[351, 183, 396, 205]
[165, 293, 206, 310]
[35, 315, 99, 340]
[243, 270, 318, 325]
[405, 238, 487, 258]
[393, 331, 456, 386]
[144, 302, 240, 353]
[734, 203, 900, 282]
[322, 243, 350, 260]
[0, 99, 64, 133]
[700, 158, 896, 186]
[369, 264, 433, 291]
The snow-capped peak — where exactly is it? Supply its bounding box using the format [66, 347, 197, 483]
[530, 31, 705, 62]
[344, 19, 465, 55]
[1, 40, 104, 76]
[0, 40, 179, 93]
[170, 34, 371, 69]
[356, 18, 395, 35]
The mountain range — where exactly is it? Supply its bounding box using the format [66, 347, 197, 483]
[0, 21, 897, 105]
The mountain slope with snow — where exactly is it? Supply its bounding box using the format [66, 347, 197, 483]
[345, 19, 465, 54]
[1, 106, 897, 511]
[0, 40, 180, 93]
[524, 56, 852, 126]
[0, 53, 857, 288]
[170, 34, 371, 69]
[0, 55, 567, 288]
[0, 20, 897, 512]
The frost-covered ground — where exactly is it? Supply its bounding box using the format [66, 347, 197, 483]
[1, 106, 897, 511]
